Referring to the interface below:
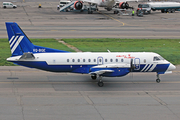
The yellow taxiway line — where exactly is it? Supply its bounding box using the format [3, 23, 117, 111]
[97, 11, 126, 26]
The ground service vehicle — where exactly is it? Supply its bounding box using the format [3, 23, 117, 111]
[59, 0, 72, 11]
[3, 2, 17, 8]
[137, 4, 151, 14]
[59, 0, 71, 7]
[148, 2, 180, 13]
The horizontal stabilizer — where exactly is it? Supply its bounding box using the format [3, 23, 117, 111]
[19, 52, 35, 60]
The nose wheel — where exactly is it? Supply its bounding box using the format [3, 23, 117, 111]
[156, 74, 161, 83]
[156, 78, 160, 83]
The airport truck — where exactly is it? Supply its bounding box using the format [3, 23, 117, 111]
[148, 2, 180, 13]
[137, 4, 151, 14]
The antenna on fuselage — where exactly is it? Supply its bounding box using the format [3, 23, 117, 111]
[107, 49, 111, 53]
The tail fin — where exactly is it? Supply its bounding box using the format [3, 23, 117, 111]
[6, 22, 69, 56]
[6, 22, 34, 56]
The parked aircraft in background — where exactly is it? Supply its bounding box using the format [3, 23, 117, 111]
[60, 0, 139, 13]
[6, 22, 176, 87]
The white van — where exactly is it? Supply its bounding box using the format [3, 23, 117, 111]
[59, 1, 71, 8]
[3, 2, 17, 8]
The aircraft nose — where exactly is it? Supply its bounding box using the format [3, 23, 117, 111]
[168, 63, 176, 71]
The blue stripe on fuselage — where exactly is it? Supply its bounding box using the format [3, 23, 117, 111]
[13, 61, 95, 73]
[152, 64, 170, 73]
[133, 64, 170, 73]
[12, 61, 170, 75]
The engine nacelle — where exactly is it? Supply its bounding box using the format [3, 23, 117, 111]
[74, 1, 83, 10]
[119, 2, 129, 9]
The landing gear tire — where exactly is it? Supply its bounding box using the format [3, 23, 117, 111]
[156, 79, 160, 83]
[88, 11, 93, 14]
[114, 11, 119, 14]
[91, 76, 97, 80]
[156, 74, 160, 83]
[98, 81, 104, 87]
[167, 9, 171, 13]
[171, 9, 175, 13]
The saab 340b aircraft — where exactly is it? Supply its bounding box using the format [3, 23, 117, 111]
[6, 22, 176, 87]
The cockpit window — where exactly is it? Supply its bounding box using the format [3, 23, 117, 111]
[153, 56, 164, 61]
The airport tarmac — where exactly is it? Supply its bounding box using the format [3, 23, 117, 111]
[0, 1, 180, 39]
[1, 1, 180, 120]
[0, 66, 180, 120]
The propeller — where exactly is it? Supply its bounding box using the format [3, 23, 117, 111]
[130, 59, 135, 80]
[130, 59, 135, 72]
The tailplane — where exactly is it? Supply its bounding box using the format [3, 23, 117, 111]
[6, 22, 69, 57]
[6, 22, 34, 56]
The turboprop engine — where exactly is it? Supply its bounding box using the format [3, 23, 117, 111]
[74, 1, 83, 10]
[119, 2, 129, 9]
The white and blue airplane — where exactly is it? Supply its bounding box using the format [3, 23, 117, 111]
[6, 22, 176, 87]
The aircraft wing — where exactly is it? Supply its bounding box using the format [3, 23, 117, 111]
[117, 0, 142, 2]
[89, 70, 114, 76]
[89, 63, 130, 76]
[81, 0, 99, 4]
[81, 0, 141, 4]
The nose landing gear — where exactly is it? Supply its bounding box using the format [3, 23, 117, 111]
[156, 74, 161, 83]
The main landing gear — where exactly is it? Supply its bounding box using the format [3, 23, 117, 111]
[91, 75, 104, 87]
[88, 3, 93, 14]
[156, 74, 161, 83]
[97, 77, 104, 87]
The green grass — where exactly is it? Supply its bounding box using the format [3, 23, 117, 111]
[31, 39, 74, 52]
[0, 39, 14, 66]
[63, 38, 180, 65]
[0, 38, 74, 66]
[1, 38, 180, 65]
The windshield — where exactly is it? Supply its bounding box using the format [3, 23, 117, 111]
[153, 56, 164, 61]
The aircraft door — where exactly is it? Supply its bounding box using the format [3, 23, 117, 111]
[134, 58, 140, 70]
[97, 57, 103, 65]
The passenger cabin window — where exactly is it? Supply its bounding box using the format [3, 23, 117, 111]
[105, 59, 107, 62]
[110, 59, 113, 62]
[94, 59, 96, 62]
[67, 59, 69, 62]
[78, 59, 80, 62]
[83, 59, 85, 62]
[116, 59, 118, 62]
[88, 59, 91, 62]
[72, 59, 75, 62]
[121, 59, 124, 62]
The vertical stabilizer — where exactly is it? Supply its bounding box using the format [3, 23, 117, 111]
[6, 22, 34, 56]
[6, 22, 69, 56]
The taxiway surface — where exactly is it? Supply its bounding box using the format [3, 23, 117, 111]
[0, 66, 179, 120]
[0, 1, 180, 39]
[1, 1, 180, 120]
